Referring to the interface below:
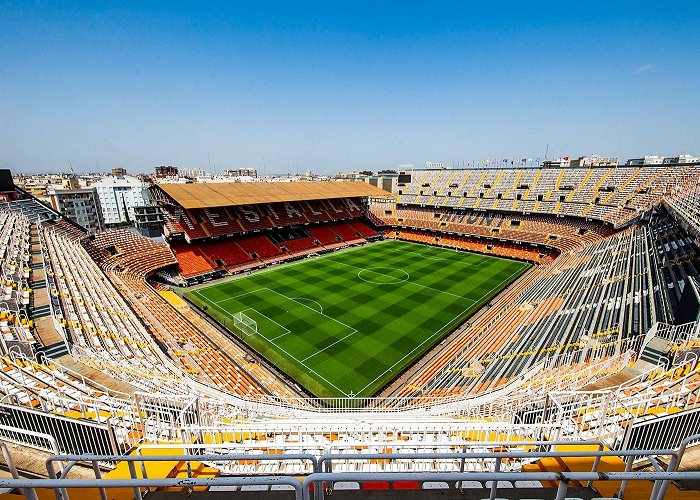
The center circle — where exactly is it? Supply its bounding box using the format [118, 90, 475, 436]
[357, 267, 410, 285]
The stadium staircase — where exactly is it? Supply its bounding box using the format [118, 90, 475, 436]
[34, 340, 69, 359]
[639, 335, 675, 371]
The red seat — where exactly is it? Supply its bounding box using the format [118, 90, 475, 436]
[237, 235, 282, 258]
[200, 240, 255, 266]
[362, 482, 390, 490]
[392, 481, 420, 490]
[308, 225, 340, 245]
[170, 242, 217, 277]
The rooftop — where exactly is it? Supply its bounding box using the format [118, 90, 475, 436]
[153, 180, 392, 209]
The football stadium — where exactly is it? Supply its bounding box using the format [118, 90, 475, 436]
[1, 164, 700, 499]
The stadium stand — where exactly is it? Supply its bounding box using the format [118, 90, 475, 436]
[2, 172, 700, 499]
[160, 198, 370, 242]
[169, 241, 219, 277]
[395, 164, 700, 227]
[155, 182, 389, 280]
[84, 229, 293, 399]
[388, 228, 558, 264]
[199, 239, 257, 268]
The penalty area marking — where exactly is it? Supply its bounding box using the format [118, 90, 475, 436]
[201, 297, 351, 397]
[291, 297, 323, 314]
[234, 307, 292, 340]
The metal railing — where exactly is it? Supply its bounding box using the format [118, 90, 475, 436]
[0, 435, 697, 500]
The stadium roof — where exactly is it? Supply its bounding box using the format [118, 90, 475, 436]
[153, 181, 392, 209]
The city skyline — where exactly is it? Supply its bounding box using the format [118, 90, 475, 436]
[2, 1, 699, 174]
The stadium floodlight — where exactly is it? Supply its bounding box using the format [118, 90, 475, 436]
[232, 311, 258, 336]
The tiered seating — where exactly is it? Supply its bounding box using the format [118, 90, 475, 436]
[163, 198, 367, 241]
[0, 211, 34, 348]
[647, 208, 700, 317]
[323, 197, 363, 220]
[350, 220, 378, 238]
[265, 202, 307, 227]
[386, 206, 612, 254]
[86, 230, 278, 399]
[664, 174, 700, 241]
[197, 207, 243, 236]
[301, 199, 333, 222]
[308, 225, 341, 244]
[40, 220, 185, 394]
[328, 221, 363, 242]
[90, 229, 179, 275]
[237, 234, 283, 259]
[235, 205, 273, 232]
[0, 353, 129, 411]
[162, 206, 208, 240]
[397, 225, 669, 398]
[0, 197, 59, 220]
[199, 240, 255, 267]
[2, 202, 700, 466]
[169, 242, 217, 277]
[169, 213, 384, 277]
[389, 229, 557, 264]
[278, 237, 317, 254]
[395, 165, 700, 227]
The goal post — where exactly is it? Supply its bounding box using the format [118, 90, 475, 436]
[232, 311, 258, 336]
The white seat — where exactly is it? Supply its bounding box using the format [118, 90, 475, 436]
[333, 482, 360, 490]
[208, 486, 237, 491]
[422, 481, 449, 489]
[270, 484, 295, 491]
[457, 480, 482, 488]
[515, 480, 543, 488]
[485, 481, 513, 488]
[240, 485, 269, 491]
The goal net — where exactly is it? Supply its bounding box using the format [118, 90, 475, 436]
[232, 311, 258, 336]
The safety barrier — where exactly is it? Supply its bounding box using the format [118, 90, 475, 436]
[0, 434, 693, 500]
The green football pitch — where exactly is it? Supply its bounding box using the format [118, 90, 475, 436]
[183, 239, 530, 399]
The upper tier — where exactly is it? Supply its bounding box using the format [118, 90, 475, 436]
[394, 165, 700, 227]
[162, 197, 365, 242]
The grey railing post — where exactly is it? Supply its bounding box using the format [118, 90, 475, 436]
[458, 443, 467, 491]
[0, 441, 38, 500]
[45, 457, 66, 500]
[489, 456, 501, 500]
[127, 460, 143, 500]
[554, 476, 569, 500]
[90, 460, 107, 500]
[617, 454, 633, 499]
[588, 442, 604, 487]
[656, 433, 700, 499]
[136, 449, 149, 494]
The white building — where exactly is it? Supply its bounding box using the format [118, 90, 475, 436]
[222, 168, 257, 177]
[179, 167, 206, 178]
[542, 157, 571, 168]
[425, 161, 450, 169]
[569, 155, 619, 167]
[627, 155, 665, 165]
[663, 154, 700, 164]
[92, 175, 150, 226]
[49, 188, 103, 234]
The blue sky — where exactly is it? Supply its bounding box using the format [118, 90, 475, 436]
[1, 1, 699, 174]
